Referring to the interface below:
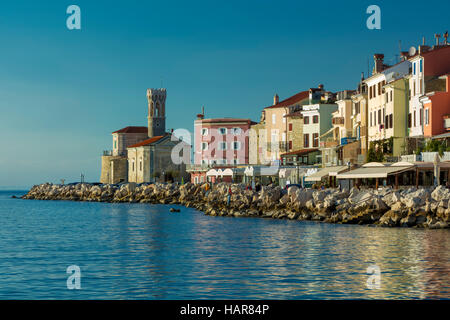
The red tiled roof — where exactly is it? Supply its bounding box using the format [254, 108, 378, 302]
[264, 91, 309, 109]
[127, 136, 164, 148]
[112, 126, 148, 134]
[281, 148, 320, 157]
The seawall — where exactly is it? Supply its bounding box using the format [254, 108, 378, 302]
[21, 182, 450, 229]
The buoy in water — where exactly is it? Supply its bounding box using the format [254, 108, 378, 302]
[169, 208, 180, 212]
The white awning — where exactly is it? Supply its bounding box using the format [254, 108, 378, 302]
[336, 166, 413, 179]
[305, 166, 348, 182]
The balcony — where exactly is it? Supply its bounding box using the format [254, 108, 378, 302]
[267, 142, 288, 152]
[103, 150, 112, 156]
[332, 117, 345, 125]
[444, 117, 450, 131]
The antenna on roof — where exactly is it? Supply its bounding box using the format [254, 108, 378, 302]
[396, 40, 402, 63]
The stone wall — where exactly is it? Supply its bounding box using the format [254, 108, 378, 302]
[100, 155, 128, 184]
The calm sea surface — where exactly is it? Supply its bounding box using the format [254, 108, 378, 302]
[0, 190, 449, 299]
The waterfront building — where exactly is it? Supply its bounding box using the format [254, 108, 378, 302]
[249, 111, 267, 165]
[320, 90, 358, 166]
[263, 90, 310, 162]
[420, 74, 450, 137]
[364, 54, 411, 158]
[100, 88, 188, 184]
[299, 90, 338, 165]
[350, 79, 369, 163]
[100, 126, 149, 184]
[407, 42, 450, 140]
[188, 113, 254, 184]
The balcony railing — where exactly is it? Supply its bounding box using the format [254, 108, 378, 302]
[266, 142, 288, 152]
[332, 117, 345, 125]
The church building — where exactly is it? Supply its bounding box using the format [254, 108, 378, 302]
[100, 88, 189, 184]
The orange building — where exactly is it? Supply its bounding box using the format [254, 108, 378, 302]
[420, 74, 450, 137]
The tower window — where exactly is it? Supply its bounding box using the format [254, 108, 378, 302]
[201, 128, 208, 136]
[218, 128, 227, 135]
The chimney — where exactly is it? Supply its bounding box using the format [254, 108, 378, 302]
[197, 106, 205, 120]
[273, 94, 279, 105]
[435, 33, 441, 46]
[373, 54, 385, 74]
[318, 84, 324, 91]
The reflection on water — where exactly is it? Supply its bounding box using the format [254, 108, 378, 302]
[0, 190, 448, 299]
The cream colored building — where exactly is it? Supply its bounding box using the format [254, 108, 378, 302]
[127, 135, 188, 183]
[249, 111, 267, 165]
[364, 54, 410, 156]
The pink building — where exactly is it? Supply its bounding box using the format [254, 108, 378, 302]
[194, 115, 254, 165]
[189, 114, 254, 184]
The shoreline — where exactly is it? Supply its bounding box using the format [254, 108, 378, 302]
[21, 182, 450, 229]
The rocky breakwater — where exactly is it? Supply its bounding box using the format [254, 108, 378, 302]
[21, 182, 450, 229]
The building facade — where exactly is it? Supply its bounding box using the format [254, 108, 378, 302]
[194, 115, 254, 166]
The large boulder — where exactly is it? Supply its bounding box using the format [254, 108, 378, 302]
[431, 186, 450, 202]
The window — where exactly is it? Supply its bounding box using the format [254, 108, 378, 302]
[218, 142, 227, 150]
[139, 159, 142, 171]
[232, 141, 241, 150]
[201, 128, 208, 136]
[369, 86, 372, 99]
[233, 159, 238, 165]
[272, 114, 276, 124]
[201, 142, 208, 151]
[201, 159, 207, 165]
[304, 116, 309, 124]
[282, 113, 286, 123]
[390, 91, 393, 102]
[313, 133, 319, 147]
[289, 123, 293, 131]
[378, 109, 381, 125]
[389, 114, 393, 129]
[414, 111, 416, 127]
[408, 113, 412, 128]
[385, 115, 389, 128]
[370, 112, 372, 126]
[420, 60, 423, 73]
[425, 108, 429, 125]
[313, 115, 319, 123]
[232, 127, 241, 135]
[413, 62, 416, 75]
[218, 127, 227, 135]
[114, 140, 117, 149]
[420, 109, 423, 126]
[420, 80, 423, 95]
[289, 140, 292, 150]
[132, 161, 135, 172]
[413, 82, 416, 96]
[304, 134, 310, 148]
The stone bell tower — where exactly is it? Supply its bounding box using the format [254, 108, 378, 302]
[147, 88, 166, 137]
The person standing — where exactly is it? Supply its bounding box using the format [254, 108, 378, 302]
[227, 186, 232, 206]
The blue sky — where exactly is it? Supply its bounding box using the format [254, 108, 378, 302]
[0, 0, 448, 187]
